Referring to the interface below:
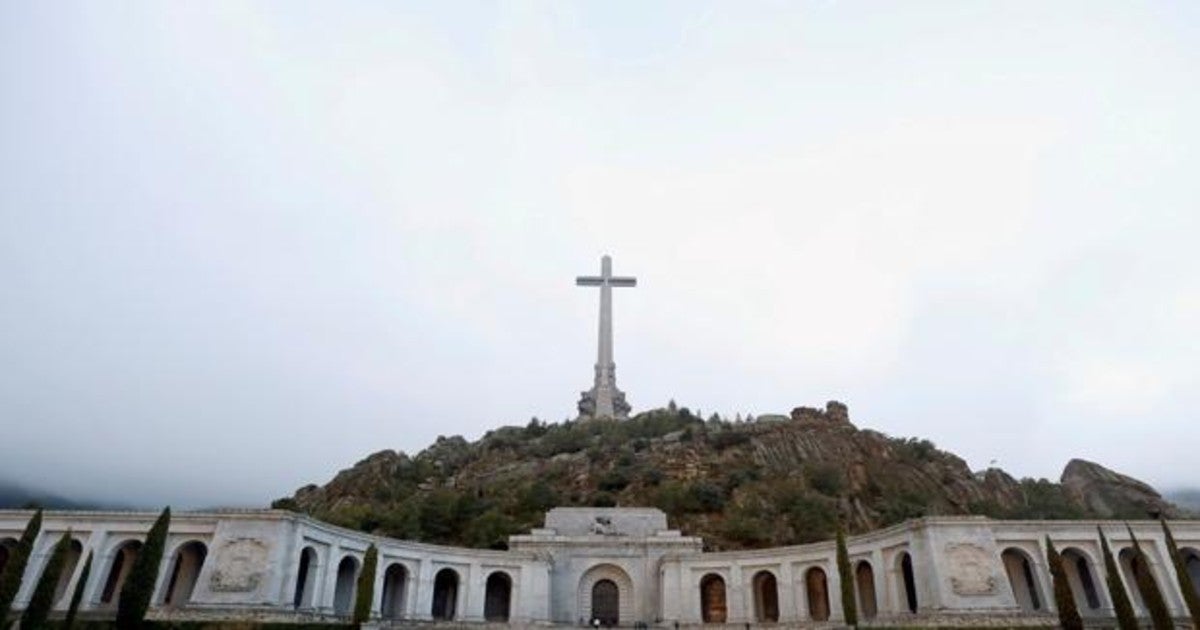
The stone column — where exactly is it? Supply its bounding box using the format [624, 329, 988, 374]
[463, 562, 484, 621]
[80, 529, 111, 609]
[412, 558, 434, 621]
[320, 542, 341, 615]
[729, 564, 747, 623]
[828, 561, 844, 623]
[778, 562, 798, 622]
[871, 548, 887, 618]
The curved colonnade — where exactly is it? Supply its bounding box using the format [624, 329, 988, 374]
[0, 509, 1198, 626]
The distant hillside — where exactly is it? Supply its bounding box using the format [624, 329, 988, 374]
[0, 481, 97, 510]
[276, 402, 1182, 551]
[1167, 489, 1200, 513]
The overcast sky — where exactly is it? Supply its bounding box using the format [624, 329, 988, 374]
[2, 2, 1198, 509]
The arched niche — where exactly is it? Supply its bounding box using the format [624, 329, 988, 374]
[1001, 547, 1043, 612]
[699, 573, 726, 623]
[162, 541, 207, 608]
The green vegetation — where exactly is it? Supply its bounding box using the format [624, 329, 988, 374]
[116, 507, 170, 629]
[1161, 519, 1200, 628]
[275, 403, 1149, 551]
[1045, 537, 1083, 630]
[1126, 526, 1172, 630]
[63, 551, 92, 630]
[352, 544, 376, 626]
[0, 508, 42, 626]
[1098, 527, 1138, 630]
[21, 530, 72, 630]
[836, 523, 857, 627]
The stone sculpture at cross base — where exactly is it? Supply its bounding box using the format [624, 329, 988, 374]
[575, 255, 636, 420]
[576, 379, 631, 420]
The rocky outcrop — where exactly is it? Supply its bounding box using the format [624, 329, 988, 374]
[278, 402, 1178, 550]
[1060, 458, 1182, 519]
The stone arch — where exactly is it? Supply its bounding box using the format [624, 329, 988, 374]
[1000, 547, 1043, 612]
[1182, 547, 1200, 598]
[332, 555, 359, 616]
[161, 540, 207, 608]
[578, 564, 633, 627]
[897, 552, 918, 613]
[432, 567, 460, 621]
[805, 566, 830, 621]
[1060, 547, 1102, 613]
[484, 571, 513, 622]
[751, 570, 779, 622]
[99, 540, 143, 608]
[52, 538, 84, 606]
[380, 563, 408, 619]
[1118, 547, 1154, 611]
[699, 573, 727, 623]
[856, 560, 877, 619]
[293, 546, 318, 609]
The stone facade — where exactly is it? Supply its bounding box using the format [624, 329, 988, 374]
[1, 508, 1198, 627]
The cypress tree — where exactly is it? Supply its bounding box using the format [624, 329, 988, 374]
[0, 509, 43, 626]
[1161, 519, 1200, 628]
[352, 544, 378, 626]
[116, 507, 170, 630]
[835, 523, 857, 627]
[20, 530, 72, 630]
[1126, 525, 1173, 630]
[63, 551, 92, 630]
[1099, 527, 1139, 630]
[1045, 537, 1084, 630]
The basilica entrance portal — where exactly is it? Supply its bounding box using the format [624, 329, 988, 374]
[578, 563, 634, 626]
[592, 579, 619, 625]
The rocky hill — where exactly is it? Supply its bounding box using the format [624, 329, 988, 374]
[275, 402, 1184, 551]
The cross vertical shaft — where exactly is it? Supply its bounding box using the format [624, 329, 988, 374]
[575, 255, 636, 419]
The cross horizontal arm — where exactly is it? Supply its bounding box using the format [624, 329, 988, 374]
[576, 276, 604, 286]
[609, 277, 637, 287]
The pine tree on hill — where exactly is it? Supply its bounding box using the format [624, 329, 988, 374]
[116, 507, 170, 629]
[20, 529, 72, 630]
[835, 523, 857, 627]
[63, 551, 92, 630]
[0, 509, 42, 626]
[1045, 537, 1083, 630]
[1126, 525, 1173, 630]
[1160, 519, 1200, 628]
[353, 544, 378, 626]
[1098, 527, 1138, 630]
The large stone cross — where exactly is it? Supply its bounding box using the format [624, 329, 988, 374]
[576, 255, 636, 419]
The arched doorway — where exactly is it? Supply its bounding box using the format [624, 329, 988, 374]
[805, 567, 830, 621]
[432, 568, 459, 620]
[752, 570, 779, 622]
[1118, 548, 1153, 612]
[898, 552, 918, 613]
[162, 541, 207, 608]
[293, 547, 318, 609]
[699, 573, 727, 623]
[1001, 548, 1042, 612]
[52, 539, 84, 606]
[1183, 548, 1200, 598]
[856, 561, 877, 619]
[1060, 548, 1102, 613]
[100, 540, 142, 608]
[332, 555, 359, 616]
[484, 571, 512, 622]
[592, 579, 619, 626]
[381, 563, 408, 619]
[578, 564, 633, 626]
